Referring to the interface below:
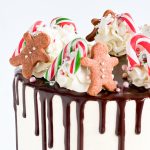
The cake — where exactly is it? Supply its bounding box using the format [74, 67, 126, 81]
[10, 10, 150, 150]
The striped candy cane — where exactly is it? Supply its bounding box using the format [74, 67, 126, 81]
[126, 34, 150, 75]
[44, 38, 88, 81]
[50, 17, 77, 33]
[12, 21, 45, 57]
[119, 13, 136, 33]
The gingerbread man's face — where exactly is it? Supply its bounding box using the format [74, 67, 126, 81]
[91, 42, 109, 60]
[9, 32, 50, 79]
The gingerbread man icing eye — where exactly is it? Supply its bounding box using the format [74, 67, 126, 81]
[9, 32, 50, 79]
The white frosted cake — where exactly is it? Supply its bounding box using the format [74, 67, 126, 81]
[10, 10, 150, 150]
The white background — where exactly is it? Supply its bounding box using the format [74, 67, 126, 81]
[0, 0, 150, 149]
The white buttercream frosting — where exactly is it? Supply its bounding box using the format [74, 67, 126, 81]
[126, 27, 150, 89]
[140, 24, 150, 37]
[95, 14, 134, 56]
[127, 66, 150, 89]
[55, 53, 91, 93]
[32, 24, 78, 78]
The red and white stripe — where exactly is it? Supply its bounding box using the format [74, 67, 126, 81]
[29, 20, 45, 33]
[126, 34, 150, 74]
[12, 37, 24, 57]
[44, 38, 88, 81]
[119, 13, 136, 33]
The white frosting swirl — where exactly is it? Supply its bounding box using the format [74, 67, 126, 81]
[55, 59, 90, 92]
[140, 24, 150, 37]
[32, 25, 78, 77]
[126, 25, 150, 89]
[95, 14, 133, 56]
[128, 66, 150, 89]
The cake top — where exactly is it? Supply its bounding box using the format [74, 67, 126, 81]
[86, 10, 136, 56]
[9, 10, 150, 96]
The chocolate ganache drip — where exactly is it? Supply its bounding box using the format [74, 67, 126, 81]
[99, 100, 107, 134]
[13, 56, 150, 150]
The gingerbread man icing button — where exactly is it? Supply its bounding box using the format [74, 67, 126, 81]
[81, 42, 119, 96]
[9, 32, 50, 79]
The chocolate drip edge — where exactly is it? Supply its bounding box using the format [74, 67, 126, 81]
[13, 69, 149, 150]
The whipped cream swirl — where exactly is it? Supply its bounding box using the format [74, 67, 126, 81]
[128, 66, 150, 89]
[140, 24, 150, 37]
[33, 24, 78, 77]
[95, 14, 134, 56]
[55, 59, 90, 92]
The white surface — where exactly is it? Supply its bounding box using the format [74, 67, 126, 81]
[0, 0, 150, 150]
[17, 81, 150, 150]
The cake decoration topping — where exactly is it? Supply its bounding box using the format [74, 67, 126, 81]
[127, 66, 150, 89]
[86, 9, 136, 56]
[140, 24, 150, 37]
[126, 34, 150, 74]
[103, 9, 116, 18]
[123, 81, 129, 88]
[50, 17, 77, 33]
[124, 34, 150, 88]
[29, 76, 36, 83]
[12, 21, 46, 57]
[116, 88, 121, 92]
[10, 17, 78, 79]
[9, 32, 50, 79]
[44, 38, 88, 81]
[10, 10, 150, 150]
[81, 42, 119, 96]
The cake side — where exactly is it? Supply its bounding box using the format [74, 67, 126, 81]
[13, 72, 150, 150]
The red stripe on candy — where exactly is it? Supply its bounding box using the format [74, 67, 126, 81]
[59, 22, 77, 32]
[138, 41, 150, 53]
[12, 38, 24, 57]
[128, 55, 139, 67]
[78, 41, 86, 57]
[70, 58, 75, 74]
[32, 21, 42, 32]
[63, 44, 68, 59]
[130, 35, 146, 52]
[18, 38, 24, 54]
[121, 17, 136, 33]
[50, 58, 57, 80]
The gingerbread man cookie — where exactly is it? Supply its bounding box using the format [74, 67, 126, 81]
[81, 42, 119, 96]
[9, 32, 50, 79]
[86, 9, 116, 42]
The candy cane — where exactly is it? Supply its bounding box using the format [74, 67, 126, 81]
[44, 38, 88, 81]
[126, 34, 150, 74]
[28, 20, 45, 33]
[69, 39, 87, 73]
[119, 13, 136, 33]
[12, 21, 45, 57]
[50, 17, 77, 33]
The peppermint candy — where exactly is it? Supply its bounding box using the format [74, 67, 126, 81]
[119, 13, 136, 33]
[44, 38, 88, 81]
[50, 17, 77, 33]
[12, 21, 46, 57]
[126, 34, 150, 75]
